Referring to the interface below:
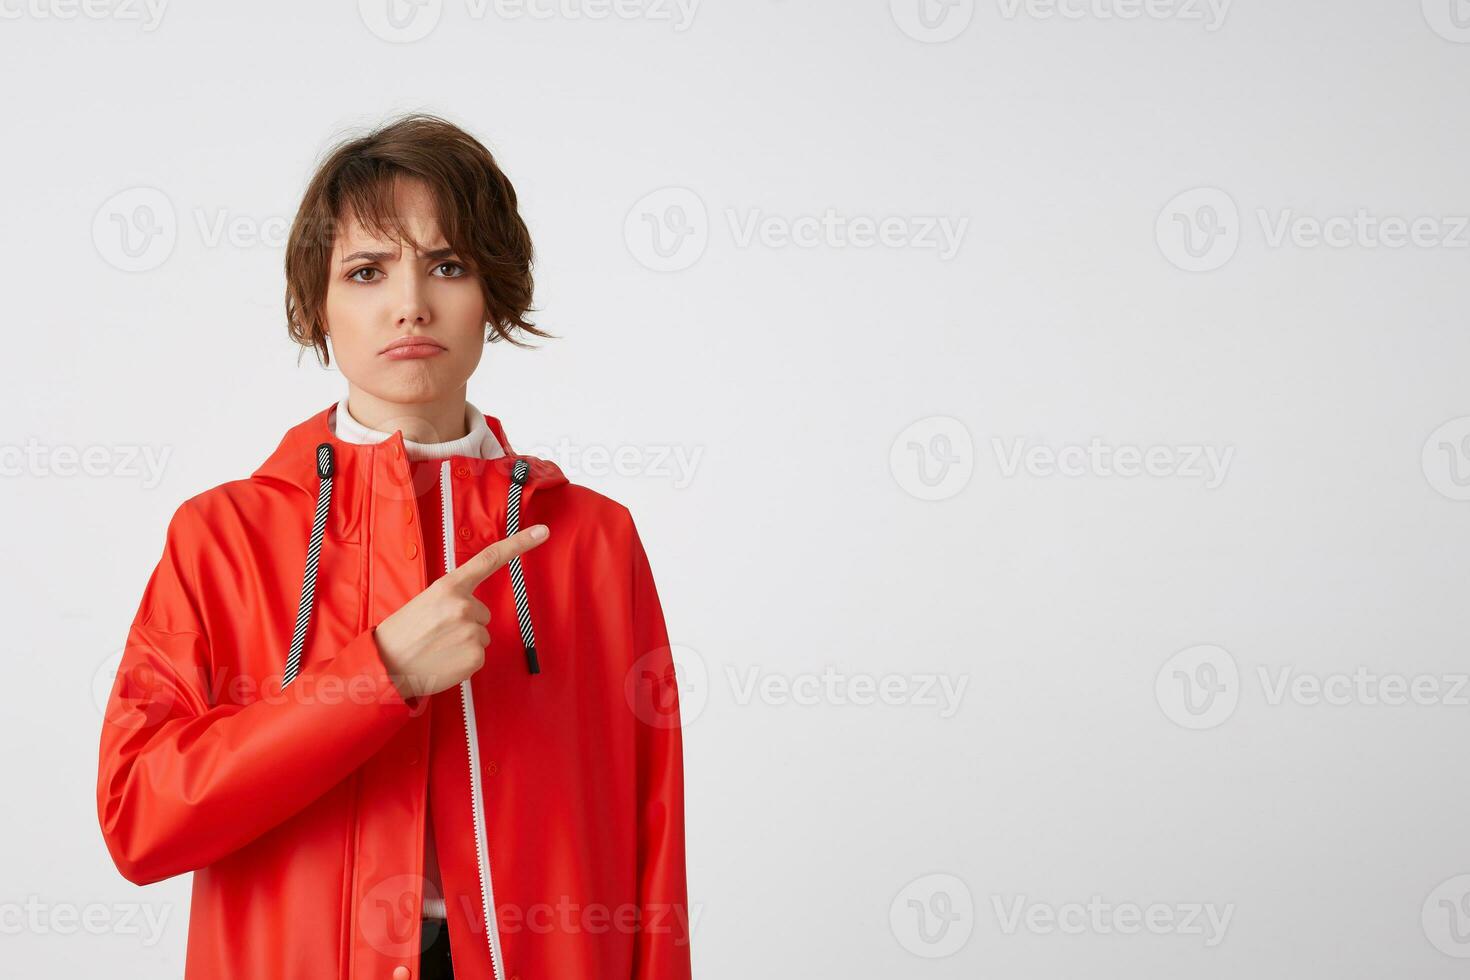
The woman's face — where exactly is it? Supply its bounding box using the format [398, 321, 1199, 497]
[324, 177, 486, 411]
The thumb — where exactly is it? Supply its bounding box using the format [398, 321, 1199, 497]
[445, 524, 549, 589]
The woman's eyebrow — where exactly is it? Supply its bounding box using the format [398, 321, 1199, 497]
[340, 245, 457, 265]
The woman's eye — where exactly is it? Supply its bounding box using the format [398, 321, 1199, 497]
[349, 267, 380, 283]
[434, 261, 466, 278]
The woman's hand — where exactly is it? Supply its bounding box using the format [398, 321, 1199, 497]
[374, 524, 549, 700]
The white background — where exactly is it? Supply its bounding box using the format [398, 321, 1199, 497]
[4, 0, 1470, 976]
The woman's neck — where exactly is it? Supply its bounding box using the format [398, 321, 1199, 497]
[342, 386, 469, 444]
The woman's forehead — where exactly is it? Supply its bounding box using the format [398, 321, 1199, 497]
[332, 178, 447, 256]
[332, 213, 448, 259]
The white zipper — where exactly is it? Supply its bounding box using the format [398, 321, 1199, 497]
[440, 460, 506, 980]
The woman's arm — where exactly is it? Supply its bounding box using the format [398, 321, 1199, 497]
[626, 515, 694, 980]
[95, 501, 420, 886]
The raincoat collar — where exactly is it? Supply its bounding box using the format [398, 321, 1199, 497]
[251, 401, 568, 495]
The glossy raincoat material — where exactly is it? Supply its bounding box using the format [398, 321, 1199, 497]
[95, 404, 692, 980]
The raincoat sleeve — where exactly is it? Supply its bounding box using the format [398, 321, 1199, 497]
[626, 515, 694, 980]
[96, 500, 421, 886]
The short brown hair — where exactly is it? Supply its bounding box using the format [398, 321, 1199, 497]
[284, 112, 550, 367]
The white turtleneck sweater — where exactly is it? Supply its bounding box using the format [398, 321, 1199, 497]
[329, 395, 503, 922]
[330, 396, 505, 461]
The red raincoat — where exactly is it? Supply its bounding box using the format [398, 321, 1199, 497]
[95, 403, 692, 980]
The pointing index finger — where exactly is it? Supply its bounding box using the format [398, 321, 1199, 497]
[448, 524, 549, 588]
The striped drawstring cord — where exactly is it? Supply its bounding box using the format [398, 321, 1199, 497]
[505, 459, 540, 674]
[283, 442, 334, 689]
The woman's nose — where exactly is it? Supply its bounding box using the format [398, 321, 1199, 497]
[394, 271, 432, 325]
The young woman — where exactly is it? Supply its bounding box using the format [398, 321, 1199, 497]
[95, 114, 691, 980]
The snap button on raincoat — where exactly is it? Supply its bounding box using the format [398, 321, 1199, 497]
[95, 403, 692, 980]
